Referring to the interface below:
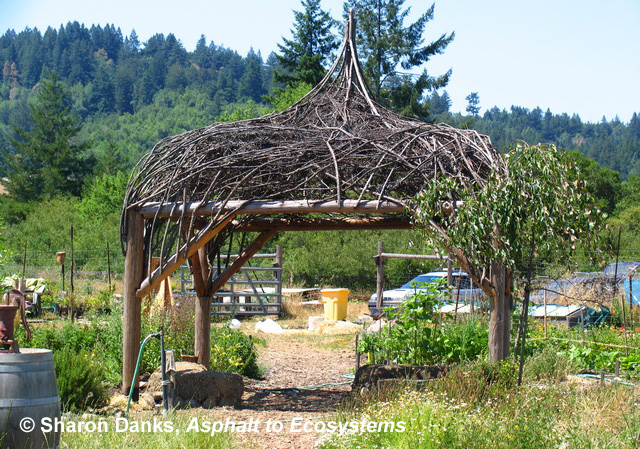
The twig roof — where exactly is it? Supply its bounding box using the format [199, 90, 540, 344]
[122, 11, 501, 263]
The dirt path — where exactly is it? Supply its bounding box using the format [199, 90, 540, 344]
[204, 335, 356, 449]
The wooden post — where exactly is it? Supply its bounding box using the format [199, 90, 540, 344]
[580, 307, 585, 345]
[122, 212, 145, 397]
[275, 245, 283, 272]
[447, 256, 453, 287]
[165, 349, 176, 409]
[621, 292, 630, 356]
[107, 242, 112, 293]
[375, 241, 384, 310]
[193, 245, 211, 368]
[275, 245, 283, 316]
[543, 289, 548, 338]
[70, 225, 75, 323]
[354, 334, 360, 374]
[22, 243, 27, 279]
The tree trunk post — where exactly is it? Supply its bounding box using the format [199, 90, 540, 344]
[193, 245, 211, 369]
[122, 211, 145, 397]
[488, 262, 512, 363]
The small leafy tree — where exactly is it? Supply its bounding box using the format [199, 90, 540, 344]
[413, 143, 608, 362]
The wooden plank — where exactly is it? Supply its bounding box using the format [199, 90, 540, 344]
[209, 230, 278, 296]
[379, 253, 451, 261]
[138, 199, 406, 218]
[232, 216, 412, 232]
[122, 211, 145, 396]
[136, 214, 236, 299]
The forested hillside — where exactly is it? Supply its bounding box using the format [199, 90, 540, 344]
[0, 23, 281, 169]
[429, 92, 640, 179]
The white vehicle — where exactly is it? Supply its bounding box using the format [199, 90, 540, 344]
[368, 269, 485, 314]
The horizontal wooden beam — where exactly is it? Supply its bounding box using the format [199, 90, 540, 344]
[136, 214, 236, 298]
[377, 253, 451, 261]
[138, 199, 406, 219]
[231, 215, 412, 232]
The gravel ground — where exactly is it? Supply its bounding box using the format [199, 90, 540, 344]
[198, 336, 357, 449]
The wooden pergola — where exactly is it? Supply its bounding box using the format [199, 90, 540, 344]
[120, 12, 500, 396]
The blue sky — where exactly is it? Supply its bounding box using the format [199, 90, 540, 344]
[1, 0, 639, 123]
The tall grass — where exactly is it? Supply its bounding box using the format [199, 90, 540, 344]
[60, 414, 235, 449]
[322, 361, 640, 449]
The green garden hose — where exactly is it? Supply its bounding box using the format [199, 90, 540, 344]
[125, 331, 162, 417]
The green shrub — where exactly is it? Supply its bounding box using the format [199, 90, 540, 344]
[210, 327, 263, 378]
[358, 282, 488, 365]
[54, 348, 109, 412]
[430, 359, 518, 407]
[523, 346, 573, 381]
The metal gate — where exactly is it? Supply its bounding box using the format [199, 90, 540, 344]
[180, 247, 283, 316]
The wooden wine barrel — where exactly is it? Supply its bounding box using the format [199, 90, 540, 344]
[0, 349, 61, 449]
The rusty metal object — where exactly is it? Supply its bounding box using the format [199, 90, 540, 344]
[0, 289, 31, 353]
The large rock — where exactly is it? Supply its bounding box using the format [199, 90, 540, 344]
[146, 362, 244, 408]
[353, 364, 448, 393]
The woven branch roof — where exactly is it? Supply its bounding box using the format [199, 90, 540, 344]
[122, 11, 502, 261]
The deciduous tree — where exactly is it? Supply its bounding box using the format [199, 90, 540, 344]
[414, 144, 607, 362]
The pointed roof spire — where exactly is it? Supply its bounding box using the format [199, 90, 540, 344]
[295, 9, 381, 116]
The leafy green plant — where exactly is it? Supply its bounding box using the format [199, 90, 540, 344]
[359, 280, 488, 365]
[210, 327, 263, 378]
[523, 346, 573, 381]
[54, 347, 109, 412]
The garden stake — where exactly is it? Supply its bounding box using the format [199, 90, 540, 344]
[621, 290, 629, 356]
[580, 307, 585, 346]
[354, 334, 360, 373]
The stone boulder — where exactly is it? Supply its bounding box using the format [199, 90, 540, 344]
[352, 364, 448, 393]
[146, 362, 244, 408]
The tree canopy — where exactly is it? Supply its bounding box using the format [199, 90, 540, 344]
[2, 71, 91, 203]
[414, 144, 608, 361]
[344, 0, 454, 119]
[275, 0, 340, 86]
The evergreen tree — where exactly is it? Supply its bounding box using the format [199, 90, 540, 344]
[1, 72, 92, 202]
[276, 0, 339, 86]
[465, 92, 480, 115]
[428, 90, 451, 115]
[238, 49, 266, 102]
[345, 0, 454, 118]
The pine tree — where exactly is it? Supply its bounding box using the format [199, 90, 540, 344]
[238, 49, 266, 102]
[345, 0, 454, 119]
[1, 72, 92, 202]
[465, 92, 480, 116]
[276, 0, 340, 86]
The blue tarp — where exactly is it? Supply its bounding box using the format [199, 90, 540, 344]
[624, 280, 640, 305]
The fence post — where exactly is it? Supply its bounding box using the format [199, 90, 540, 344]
[375, 241, 384, 310]
[107, 242, 112, 293]
[70, 225, 75, 323]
